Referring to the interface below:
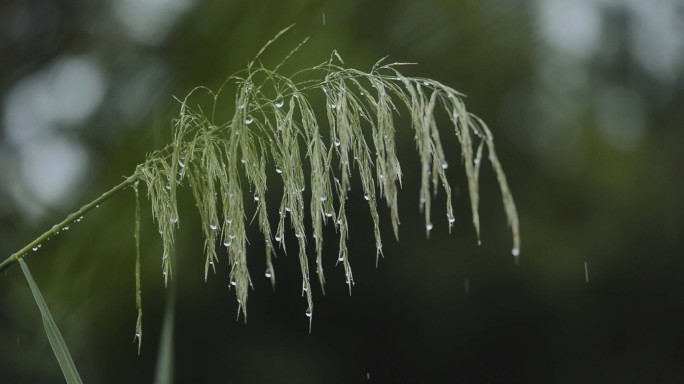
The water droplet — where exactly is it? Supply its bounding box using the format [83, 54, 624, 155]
[209, 222, 218, 231]
[245, 117, 254, 125]
[474, 158, 480, 166]
[337, 256, 344, 262]
[32, 246, 38, 251]
[511, 247, 520, 257]
[285, 206, 291, 212]
[305, 308, 312, 317]
[275, 234, 281, 242]
[76, 216, 83, 222]
[165, 184, 171, 190]
[363, 192, 370, 201]
[320, 196, 327, 202]
[334, 137, 341, 147]
[423, 81, 430, 86]
[441, 162, 448, 170]
[265, 269, 272, 278]
[178, 159, 185, 168]
[275, 165, 282, 174]
[275, 100, 284, 108]
[63, 226, 69, 231]
[253, 193, 260, 202]
[96, 205, 100, 208]
[295, 232, 301, 238]
[426, 223, 433, 231]
[324, 212, 333, 218]
[170, 217, 179, 224]
[226, 218, 233, 224]
[330, 103, 336, 109]
[238, 103, 245, 109]
[230, 277, 236, 286]
[241, 159, 247, 164]
[448, 215, 456, 224]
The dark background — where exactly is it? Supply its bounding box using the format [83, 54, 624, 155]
[1, 0, 683, 383]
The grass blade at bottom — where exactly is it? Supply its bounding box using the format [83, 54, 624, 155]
[19, 259, 83, 384]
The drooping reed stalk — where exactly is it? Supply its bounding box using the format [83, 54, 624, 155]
[1, 27, 520, 341]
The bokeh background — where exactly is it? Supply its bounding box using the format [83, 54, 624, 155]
[2, 0, 683, 383]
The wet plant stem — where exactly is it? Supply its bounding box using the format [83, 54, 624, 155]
[0, 174, 139, 274]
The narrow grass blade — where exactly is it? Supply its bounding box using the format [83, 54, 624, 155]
[154, 283, 176, 384]
[19, 259, 83, 384]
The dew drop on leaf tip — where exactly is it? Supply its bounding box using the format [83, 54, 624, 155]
[305, 308, 312, 317]
[511, 247, 520, 256]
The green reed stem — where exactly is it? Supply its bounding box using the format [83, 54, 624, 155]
[0, 174, 139, 274]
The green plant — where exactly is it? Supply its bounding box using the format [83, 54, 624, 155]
[0, 27, 519, 380]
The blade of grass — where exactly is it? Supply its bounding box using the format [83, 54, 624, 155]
[154, 278, 176, 384]
[19, 259, 83, 384]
